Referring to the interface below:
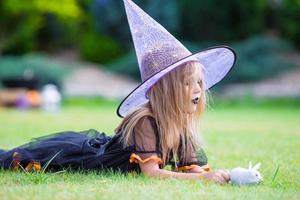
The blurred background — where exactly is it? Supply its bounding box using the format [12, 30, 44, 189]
[0, 0, 299, 112]
[1, 2, 299, 195]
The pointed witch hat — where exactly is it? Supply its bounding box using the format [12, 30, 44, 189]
[117, 0, 236, 117]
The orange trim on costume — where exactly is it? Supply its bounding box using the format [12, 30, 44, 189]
[175, 164, 210, 172]
[12, 152, 21, 171]
[11, 151, 41, 172]
[25, 161, 41, 172]
[129, 153, 163, 164]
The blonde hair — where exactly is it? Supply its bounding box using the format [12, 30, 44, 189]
[115, 61, 206, 166]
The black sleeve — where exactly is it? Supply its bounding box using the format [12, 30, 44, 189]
[132, 116, 162, 161]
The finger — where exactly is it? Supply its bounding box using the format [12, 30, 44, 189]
[216, 170, 229, 182]
[213, 170, 230, 184]
[214, 174, 226, 185]
[224, 169, 230, 174]
[220, 170, 230, 182]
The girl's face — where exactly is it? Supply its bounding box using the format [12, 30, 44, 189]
[183, 62, 203, 114]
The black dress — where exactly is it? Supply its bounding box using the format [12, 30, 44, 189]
[0, 116, 209, 174]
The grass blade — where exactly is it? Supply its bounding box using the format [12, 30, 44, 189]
[271, 164, 280, 182]
[41, 149, 64, 173]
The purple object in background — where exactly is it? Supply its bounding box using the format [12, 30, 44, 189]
[16, 93, 29, 110]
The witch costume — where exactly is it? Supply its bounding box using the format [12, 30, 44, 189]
[0, 0, 236, 174]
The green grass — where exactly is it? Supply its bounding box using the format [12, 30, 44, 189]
[0, 99, 299, 199]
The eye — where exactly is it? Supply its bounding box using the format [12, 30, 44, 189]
[197, 80, 202, 85]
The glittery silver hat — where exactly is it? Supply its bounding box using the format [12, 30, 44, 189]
[117, 0, 236, 117]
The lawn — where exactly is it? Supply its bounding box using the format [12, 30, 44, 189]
[0, 98, 299, 200]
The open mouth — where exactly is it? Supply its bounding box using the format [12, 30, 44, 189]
[191, 97, 199, 105]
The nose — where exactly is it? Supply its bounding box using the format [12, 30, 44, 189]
[193, 82, 202, 95]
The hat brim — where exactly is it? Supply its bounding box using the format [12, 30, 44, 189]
[117, 45, 236, 118]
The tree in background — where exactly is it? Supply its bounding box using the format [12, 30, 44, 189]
[0, 0, 83, 54]
[278, 0, 300, 48]
[0, 0, 298, 65]
[178, 0, 268, 42]
[90, 0, 180, 48]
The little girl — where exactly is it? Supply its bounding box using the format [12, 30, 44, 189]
[0, 0, 236, 185]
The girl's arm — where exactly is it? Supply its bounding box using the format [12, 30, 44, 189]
[186, 165, 209, 173]
[139, 160, 230, 184]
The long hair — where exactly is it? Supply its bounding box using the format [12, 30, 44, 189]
[115, 61, 206, 166]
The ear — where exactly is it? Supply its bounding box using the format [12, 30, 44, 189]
[253, 163, 261, 170]
[248, 161, 252, 170]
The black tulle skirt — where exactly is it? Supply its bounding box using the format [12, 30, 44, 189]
[0, 129, 138, 173]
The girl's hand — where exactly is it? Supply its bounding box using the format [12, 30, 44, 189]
[199, 169, 230, 185]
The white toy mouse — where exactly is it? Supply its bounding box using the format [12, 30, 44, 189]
[229, 162, 263, 186]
